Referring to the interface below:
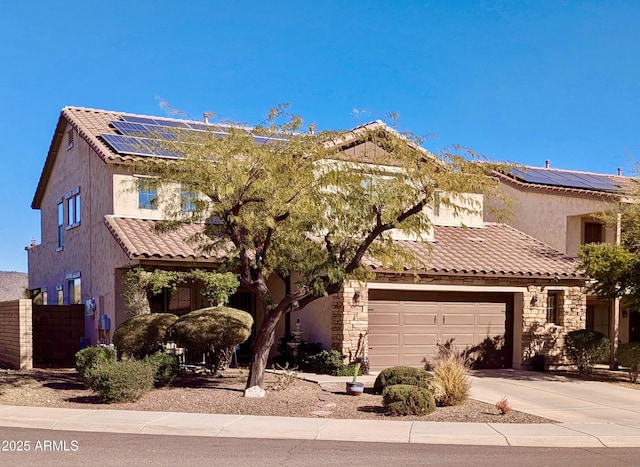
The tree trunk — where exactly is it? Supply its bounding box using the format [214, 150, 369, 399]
[246, 309, 283, 389]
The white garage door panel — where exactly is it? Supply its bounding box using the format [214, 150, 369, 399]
[404, 314, 438, 326]
[370, 312, 400, 325]
[441, 333, 475, 345]
[369, 333, 400, 346]
[404, 333, 438, 345]
[441, 313, 475, 326]
[368, 298, 507, 371]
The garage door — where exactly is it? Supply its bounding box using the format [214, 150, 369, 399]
[368, 291, 512, 370]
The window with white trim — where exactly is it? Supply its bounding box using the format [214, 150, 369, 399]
[138, 179, 158, 209]
[181, 185, 197, 212]
[57, 201, 64, 249]
[547, 291, 561, 325]
[65, 188, 81, 228]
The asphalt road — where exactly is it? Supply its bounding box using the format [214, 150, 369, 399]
[0, 427, 638, 466]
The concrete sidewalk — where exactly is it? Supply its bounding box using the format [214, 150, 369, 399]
[2, 368, 640, 447]
[2, 404, 640, 447]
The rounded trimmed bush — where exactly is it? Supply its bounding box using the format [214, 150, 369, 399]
[86, 359, 154, 403]
[382, 384, 436, 416]
[616, 342, 640, 383]
[564, 329, 611, 375]
[169, 306, 253, 370]
[144, 351, 180, 387]
[75, 346, 115, 382]
[373, 366, 432, 394]
[113, 313, 179, 359]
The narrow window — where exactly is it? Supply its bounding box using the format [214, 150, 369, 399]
[584, 222, 604, 244]
[68, 277, 81, 304]
[67, 193, 81, 227]
[546, 291, 561, 324]
[56, 285, 64, 305]
[181, 185, 197, 212]
[57, 202, 64, 249]
[138, 179, 158, 209]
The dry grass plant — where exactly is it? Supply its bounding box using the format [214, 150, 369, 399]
[430, 340, 471, 406]
[495, 397, 511, 415]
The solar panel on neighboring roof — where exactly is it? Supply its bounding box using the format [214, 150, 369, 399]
[510, 167, 621, 192]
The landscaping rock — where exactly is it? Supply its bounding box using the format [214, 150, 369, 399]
[244, 385, 266, 398]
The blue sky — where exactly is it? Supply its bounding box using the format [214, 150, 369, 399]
[2, 0, 640, 273]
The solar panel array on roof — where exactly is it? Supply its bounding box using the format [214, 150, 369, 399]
[101, 114, 292, 157]
[511, 167, 621, 192]
[100, 134, 180, 158]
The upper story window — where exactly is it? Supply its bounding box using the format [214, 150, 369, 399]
[584, 221, 604, 244]
[57, 201, 64, 249]
[138, 179, 158, 210]
[181, 185, 197, 212]
[547, 291, 561, 325]
[65, 187, 81, 228]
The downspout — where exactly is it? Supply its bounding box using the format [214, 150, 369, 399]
[612, 212, 622, 369]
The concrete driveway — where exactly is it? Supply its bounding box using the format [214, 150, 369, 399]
[469, 369, 640, 423]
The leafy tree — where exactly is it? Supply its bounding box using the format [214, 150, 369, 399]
[122, 267, 239, 316]
[133, 105, 510, 388]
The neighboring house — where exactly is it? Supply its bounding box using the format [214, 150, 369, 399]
[0, 272, 28, 301]
[28, 107, 587, 370]
[491, 164, 632, 355]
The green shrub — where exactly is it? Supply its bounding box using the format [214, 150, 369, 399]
[616, 342, 640, 383]
[169, 306, 253, 371]
[334, 362, 363, 377]
[430, 352, 470, 406]
[144, 351, 180, 387]
[86, 359, 154, 403]
[303, 350, 346, 375]
[564, 329, 611, 375]
[113, 313, 178, 359]
[373, 366, 432, 394]
[382, 384, 436, 416]
[75, 346, 115, 382]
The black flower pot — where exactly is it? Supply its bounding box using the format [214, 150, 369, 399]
[531, 354, 545, 372]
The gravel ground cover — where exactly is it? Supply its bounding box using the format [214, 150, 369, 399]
[0, 367, 554, 423]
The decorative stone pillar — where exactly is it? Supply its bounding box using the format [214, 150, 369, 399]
[331, 281, 368, 361]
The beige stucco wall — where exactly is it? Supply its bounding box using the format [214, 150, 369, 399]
[488, 183, 616, 255]
[28, 124, 131, 344]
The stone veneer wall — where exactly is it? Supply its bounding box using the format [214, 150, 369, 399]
[0, 299, 33, 370]
[520, 285, 586, 367]
[331, 275, 586, 368]
[331, 282, 369, 360]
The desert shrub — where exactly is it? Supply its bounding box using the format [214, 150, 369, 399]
[144, 351, 180, 387]
[169, 306, 253, 371]
[564, 329, 611, 375]
[85, 359, 154, 403]
[373, 366, 432, 394]
[382, 384, 436, 416]
[303, 350, 346, 375]
[334, 363, 363, 377]
[430, 352, 470, 406]
[616, 342, 640, 383]
[113, 313, 178, 359]
[75, 346, 115, 382]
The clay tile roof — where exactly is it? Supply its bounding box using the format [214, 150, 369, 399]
[106, 216, 581, 279]
[104, 216, 228, 263]
[365, 223, 582, 278]
[0, 272, 28, 301]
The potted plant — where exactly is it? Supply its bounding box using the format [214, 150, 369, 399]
[345, 331, 368, 396]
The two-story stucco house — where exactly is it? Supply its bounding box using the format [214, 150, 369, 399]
[28, 107, 588, 370]
[492, 164, 634, 359]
